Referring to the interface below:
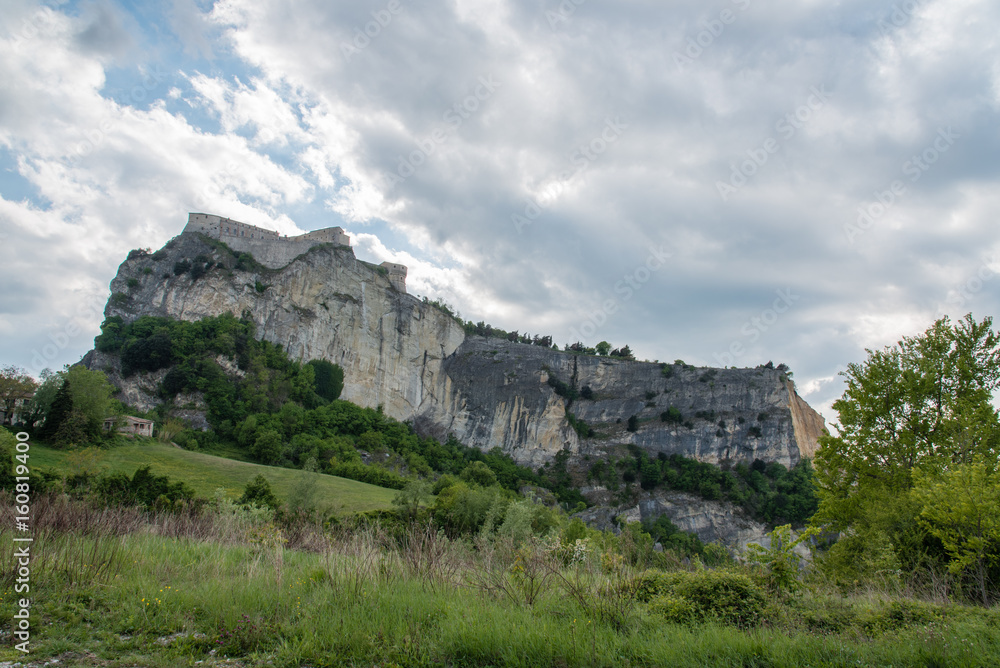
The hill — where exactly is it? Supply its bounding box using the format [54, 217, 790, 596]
[29, 441, 397, 513]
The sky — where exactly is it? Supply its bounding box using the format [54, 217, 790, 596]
[1, 0, 998, 425]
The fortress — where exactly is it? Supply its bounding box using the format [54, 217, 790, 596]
[184, 213, 407, 292]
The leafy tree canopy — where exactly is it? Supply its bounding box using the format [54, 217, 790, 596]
[813, 314, 1000, 594]
[814, 314, 1000, 531]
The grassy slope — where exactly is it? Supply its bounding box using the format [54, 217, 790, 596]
[30, 441, 397, 513]
[2, 528, 997, 667]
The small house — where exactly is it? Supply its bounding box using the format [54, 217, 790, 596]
[104, 415, 155, 437]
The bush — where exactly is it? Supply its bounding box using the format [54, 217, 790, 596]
[460, 461, 499, 487]
[239, 474, 280, 510]
[329, 462, 407, 490]
[632, 570, 766, 628]
[660, 407, 683, 425]
[861, 600, 942, 635]
[648, 594, 698, 625]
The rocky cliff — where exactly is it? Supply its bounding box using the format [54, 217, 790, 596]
[87, 230, 825, 474]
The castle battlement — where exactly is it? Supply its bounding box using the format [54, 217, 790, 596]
[183, 213, 405, 292]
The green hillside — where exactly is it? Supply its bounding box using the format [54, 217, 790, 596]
[30, 441, 397, 513]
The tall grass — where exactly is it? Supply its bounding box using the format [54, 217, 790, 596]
[1, 493, 998, 667]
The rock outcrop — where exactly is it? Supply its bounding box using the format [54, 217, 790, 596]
[88, 229, 825, 475]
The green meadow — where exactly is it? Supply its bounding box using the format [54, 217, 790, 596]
[28, 441, 396, 513]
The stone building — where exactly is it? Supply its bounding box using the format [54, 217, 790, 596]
[380, 262, 408, 293]
[0, 392, 33, 426]
[183, 213, 406, 292]
[104, 415, 154, 437]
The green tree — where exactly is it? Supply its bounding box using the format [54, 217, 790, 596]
[63, 365, 119, 440]
[392, 479, 431, 520]
[40, 378, 74, 443]
[912, 460, 1000, 604]
[813, 314, 1000, 579]
[22, 369, 59, 428]
[239, 474, 280, 510]
[460, 460, 498, 487]
[307, 359, 344, 402]
[595, 341, 611, 357]
[251, 429, 283, 465]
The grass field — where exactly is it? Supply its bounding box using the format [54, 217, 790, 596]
[29, 441, 397, 514]
[1, 500, 997, 668]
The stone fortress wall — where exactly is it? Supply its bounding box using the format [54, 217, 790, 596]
[184, 213, 407, 292]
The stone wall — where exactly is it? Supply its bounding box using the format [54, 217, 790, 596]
[183, 213, 373, 277]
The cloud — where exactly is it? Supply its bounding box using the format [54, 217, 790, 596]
[168, 0, 215, 59]
[2, 0, 1000, 428]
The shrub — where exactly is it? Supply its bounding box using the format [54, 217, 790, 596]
[460, 461, 499, 487]
[636, 570, 767, 628]
[329, 462, 407, 490]
[648, 594, 698, 624]
[660, 406, 683, 425]
[546, 374, 578, 401]
[861, 600, 942, 635]
[174, 259, 192, 275]
[626, 415, 639, 432]
[239, 474, 280, 510]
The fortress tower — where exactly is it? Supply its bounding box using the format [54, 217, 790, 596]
[183, 213, 405, 292]
[380, 262, 408, 293]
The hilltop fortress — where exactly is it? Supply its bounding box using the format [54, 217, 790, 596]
[183, 213, 407, 292]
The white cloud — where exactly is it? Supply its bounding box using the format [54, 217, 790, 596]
[0, 0, 999, 422]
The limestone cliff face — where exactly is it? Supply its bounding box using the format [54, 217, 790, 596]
[576, 489, 770, 550]
[89, 231, 824, 471]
